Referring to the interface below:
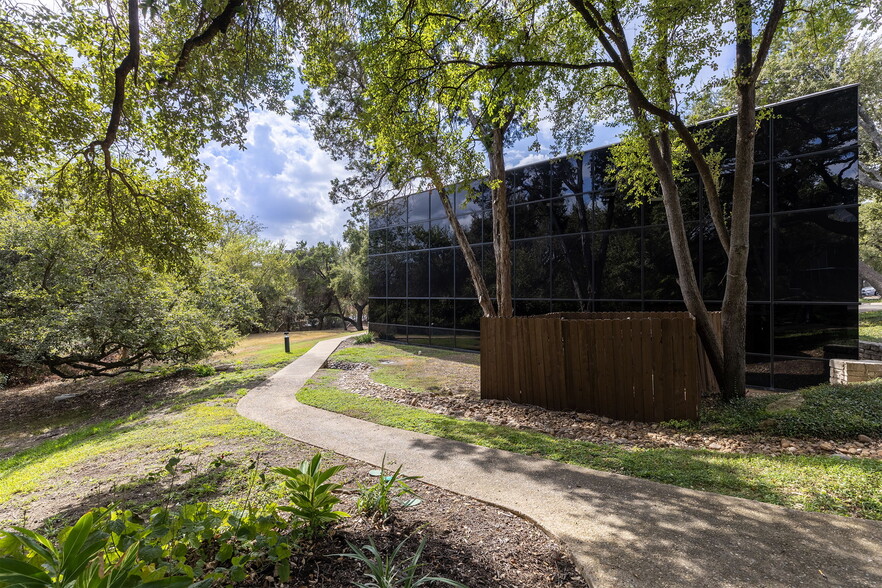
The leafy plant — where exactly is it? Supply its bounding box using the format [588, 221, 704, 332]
[0, 511, 191, 587]
[357, 457, 422, 520]
[353, 332, 376, 345]
[338, 536, 467, 588]
[273, 453, 349, 536]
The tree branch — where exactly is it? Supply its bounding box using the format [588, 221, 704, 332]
[159, 0, 244, 87]
[749, 0, 787, 85]
[87, 0, 140, 168]
[860, 103, 882, 155]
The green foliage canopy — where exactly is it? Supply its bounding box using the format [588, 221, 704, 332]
[0, 209, 259, 378]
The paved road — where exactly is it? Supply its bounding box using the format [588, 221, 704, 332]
[238, 335, 882, 587]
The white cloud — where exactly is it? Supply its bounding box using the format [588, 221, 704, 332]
[200, 111, 352, 246]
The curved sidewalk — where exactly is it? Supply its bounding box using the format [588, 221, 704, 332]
[238, 335, 882, 587]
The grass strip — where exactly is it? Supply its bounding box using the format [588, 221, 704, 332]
[298, 372, 882, 520]
[0, 333, 346, 505]
[860, 310, 882, 343]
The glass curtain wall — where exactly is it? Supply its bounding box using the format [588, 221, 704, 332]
[367, 86, 859, 389]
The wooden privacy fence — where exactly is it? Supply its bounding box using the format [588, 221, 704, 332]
[480, 312, 722, 422]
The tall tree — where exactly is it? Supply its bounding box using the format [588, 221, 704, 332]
[451, 0, 796, 397]
[332, 223, 371, 330]
[1, 0, 296, 265]
[291, 0, 547, 318]
[0, 207, 259, 378]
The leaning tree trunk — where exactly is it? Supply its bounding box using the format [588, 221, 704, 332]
[427, 169, 496, 317]
[488, 127, 513, 318]
[721, 74, 757, 401]
[642, 131, 726, 390]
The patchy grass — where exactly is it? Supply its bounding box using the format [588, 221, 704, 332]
[860, 310, 882, 343]
[298, 372, 882, 520]
[333, 342, 478, 394]
[0, 330, 348, 521]
[700, 382, 882, 438]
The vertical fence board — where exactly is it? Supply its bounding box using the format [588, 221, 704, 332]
[658, 318, 676, 421]
[683, 317, 700, 420]
[651, 318, 667, 423]
[639, 319, 654, 421]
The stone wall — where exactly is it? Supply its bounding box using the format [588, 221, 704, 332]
[859, 341, 882, 361]
[830, 357, 882, 384]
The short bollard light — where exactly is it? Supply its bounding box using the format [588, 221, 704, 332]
[284, 332, 290, 354]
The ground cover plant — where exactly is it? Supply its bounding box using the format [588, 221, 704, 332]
[300, 341, 882, 520]
[0, 333, 585, 587]
[859, 310, 882, 343]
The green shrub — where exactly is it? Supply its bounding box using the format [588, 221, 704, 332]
[701, 382, 882, 438]
[273, 453, 349, 537]
[353, 332, 376, 345]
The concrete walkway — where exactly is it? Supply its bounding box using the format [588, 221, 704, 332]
[238, 335, 882, 587]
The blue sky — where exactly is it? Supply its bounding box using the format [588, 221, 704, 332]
[200, 113, 620, 246]
[200, 43, 734, 247]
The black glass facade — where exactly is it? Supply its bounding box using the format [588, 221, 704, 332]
[368, 86, 859, 389]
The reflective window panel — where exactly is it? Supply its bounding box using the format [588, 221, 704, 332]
[431, 299, 455, 329]
[386, 299, 406, 325]
[386, 197, 408, 226]
[774, 149, 858, 211]
[773, 87, 857, 159]
[550, 195, 592, 234]
[594, 191, 641, 231]
[773, 303, 858, 360]
[594, 230, 642, 300]
[550, 155, 591, 196]
[431, 217, 454, 248]
[550, 235, 594, 301]
[369, 298, 386, 324]
[408, 222, 431, 251]
[456, 299, 482, 330]
[430, 328, 457, 348]
[774, 208, 857, 302]
[408, 191, 431, 222]
[369, 255, 386, 298]
[514, 202, 550, 239]
[407, 251, 429, 298]
[369, 229, 386, 255]
[430, 249, 454, 299]
[387, 253, 407, 296]
[514, 239, 550, 299]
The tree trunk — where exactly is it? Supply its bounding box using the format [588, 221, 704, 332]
[643, 131, 726, 388]
[488, 127, 513, 317]
[859, 259, 882, 293]
[354, 302, 367, 331]
[714, 0, 759, 400]
[428, 169, 496, 317]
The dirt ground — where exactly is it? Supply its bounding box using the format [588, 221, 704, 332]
[0, 337, 586, 587]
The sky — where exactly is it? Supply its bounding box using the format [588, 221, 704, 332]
[200, 112, 620, 247]
[200, 43, 734, 249]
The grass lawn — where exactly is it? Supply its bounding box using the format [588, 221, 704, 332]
[299, 342, 882, 520]
[0, 330, 348, 525]
[860, 310, 882, 343]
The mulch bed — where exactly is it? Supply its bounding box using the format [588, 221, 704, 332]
[329, 361, 882, 459]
